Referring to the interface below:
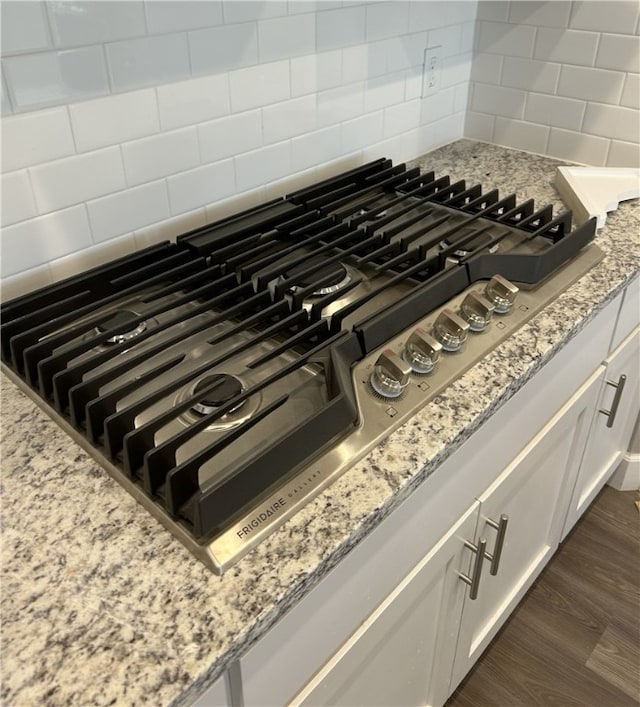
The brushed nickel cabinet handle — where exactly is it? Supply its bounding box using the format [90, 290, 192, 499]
[599, 374, 627, 428]
[484, 514, 509, 576]
[459, 537, 487, 600]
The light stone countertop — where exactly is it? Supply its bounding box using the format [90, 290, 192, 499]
[1, 140, 639, 706]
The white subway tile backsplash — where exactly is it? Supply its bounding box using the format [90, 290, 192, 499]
[583, 103, 640, 143]
[48, 233, 136, 281]
[501, 57, 559, 94]
[607, 140, 640, 168]
[87, 180, 171, 243]
[0, 171, 37, 227]
[595, 33, 640, 72]
[258, 14, 316, 63]
[365, 2, 409, 42]
[167, 160, 236, 214]
[454, 82, 470, 113]
[557, 65, 625, 104]
[465, 111, 495, 142]
[621, 73, 640, 110]
[4, 46, 108, 111]
[383, 98, 420, 137]
[1, 1, 51, 55]
[428, 26, 462, 58]
[291, 50, 342, 96]
[524, 93, 586, 131]
[263, 95, 318, 142]
[533, 27, 599, 67]
[47, 1, 146, 47]
[157, 74, 230, 131]
[470, 53, 503, 84]
[442, 53, 473, 89]
[476, 21, 536, 58]
[341, 111, 384, 152]
[493, 117, 549, 153]
[404, 66, 424, 101]
[106, 34, 190, 92]
[317, 83, 364, 126]
[470, 82, 526, 119]
[229, 61, 290, 112]
[508, 1, 571, 28]
[364, 71, 405, 112]
[205, 189, 267, 223]
[1, 205, 92, 278]
[122, 128, 200, 186]
[69, 89, 159, 152]
[1, 107, 75, 172]
[317, 6, 365, 51]
[547, 127, 610, 166]
[189, 23, 258, 76]
[235, 142, 291, 191]
[460, 21, 476, 55]
[342, 44, 379, 83]
[384, 34, 429, 74]
[476, 1, 509, 23]
[1, 264, 53, 301]
[198, 110, 263, 164]
[570, 0, 640, 35]
[29, 147, 126, 214]
[144, 1, 223, 34]
[291, 125, 342, 171]
[420, 87, 455, 124]
[223, 1, 287, 24]
[1, 72, 12, 115]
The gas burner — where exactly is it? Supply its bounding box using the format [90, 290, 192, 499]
[287, 262, 352, 297]
[95, 309, 146, 345]
[191, 374, 246, 416]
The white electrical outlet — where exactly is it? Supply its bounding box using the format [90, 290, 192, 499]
[422, 46, 442, 97]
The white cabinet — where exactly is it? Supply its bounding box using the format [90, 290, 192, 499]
[291, 503, 480, 707]
[450, 370, 602, 688]
[562, 327, 640, 538]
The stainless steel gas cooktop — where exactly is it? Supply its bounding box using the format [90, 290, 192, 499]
[1, 158, 603, 573]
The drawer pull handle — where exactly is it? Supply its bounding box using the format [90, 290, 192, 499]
[459, 537, 487, 600]
[600, 374, 627, 428]
[484, 514, 509, 575]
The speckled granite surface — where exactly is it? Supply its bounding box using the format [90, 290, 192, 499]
[1, 140, 639, 706]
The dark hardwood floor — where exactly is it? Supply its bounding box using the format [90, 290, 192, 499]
[446, 486, 640, 707]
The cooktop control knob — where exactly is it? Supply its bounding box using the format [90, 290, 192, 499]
[432, 309, 470, 352]
[460, 291, 495, 332]
[484, 275, 519, 314]
[404, 328, 442, 374]
[370, 349, 411, 398]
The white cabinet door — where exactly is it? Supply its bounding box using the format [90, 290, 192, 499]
[291, 502, 481, 707]
[450, 370, 602, 691]
[563, 327, 640, 536]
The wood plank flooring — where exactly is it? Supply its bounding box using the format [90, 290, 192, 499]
[445, 486, 640, 707]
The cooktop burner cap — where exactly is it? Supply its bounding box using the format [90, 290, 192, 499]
[288, 262, 352, 297]
[95, 309, 146, 344]
[192, 374, 245, 416]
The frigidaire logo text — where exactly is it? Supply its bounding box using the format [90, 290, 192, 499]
[236, 498, 286, 539]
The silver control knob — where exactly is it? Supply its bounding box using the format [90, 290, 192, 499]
[484, 275, 519, 314]
[404, 328, 442, 374]
[432, 308, 469, 352]
[460, 291, 495, 332]
[370, 349, 411, 398]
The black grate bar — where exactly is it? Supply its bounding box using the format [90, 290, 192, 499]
[137, 328, 345, 493]
[66, 289, 275, 425]
[31, 271, 239, 392]
[441, 183, 483, 209]
[246, 318, 329, 369]
[354, 240, 401, 265]
[164, 394, 290, 516]
[286, 158, 390, 202]
[6, 256, 209, 371]
[273, 230, 378, 299]
[347, 175, 452, 229]
[237, 218, 337, 281]
[526, 211, 572, 242]
[497, 198, 535, 224]
[518, 204, 554, 230]
[99, 303, 304, 459]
